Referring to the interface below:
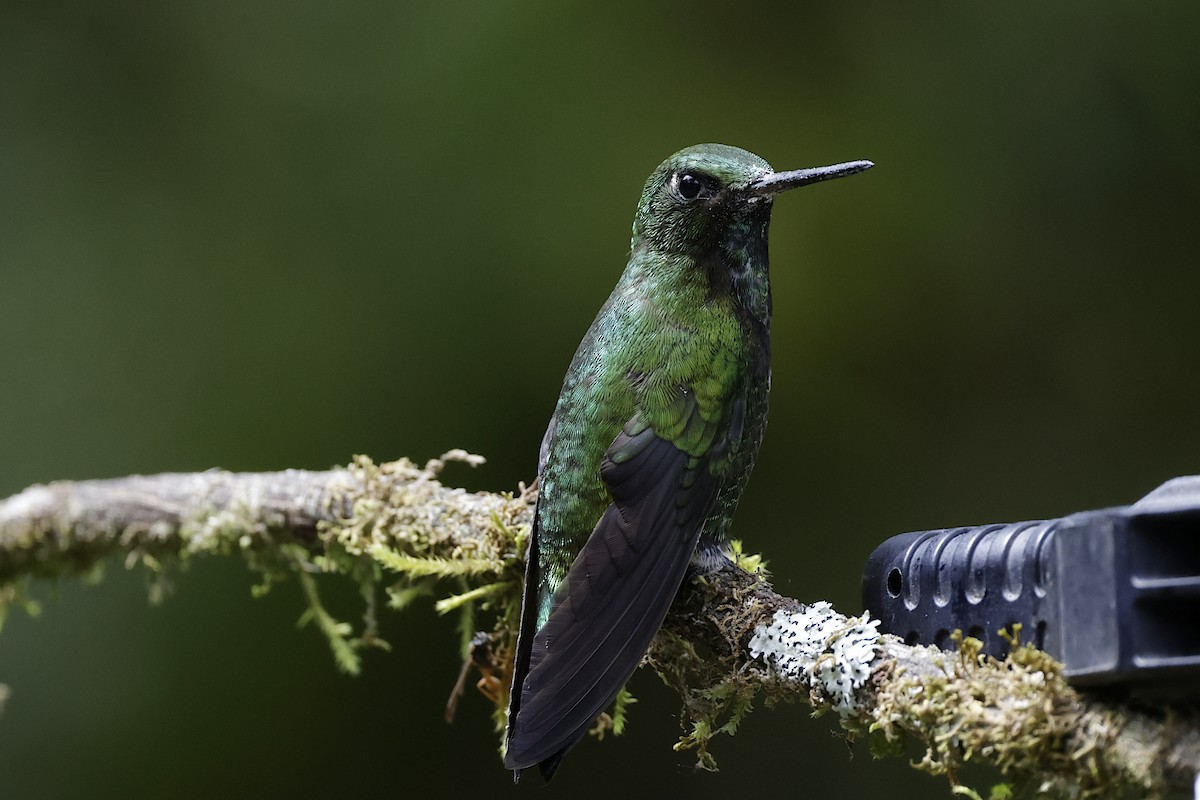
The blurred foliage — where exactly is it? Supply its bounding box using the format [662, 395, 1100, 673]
[1, 2, 1198, 798]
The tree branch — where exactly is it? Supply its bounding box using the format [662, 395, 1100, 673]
[0, 454, 1196, 797]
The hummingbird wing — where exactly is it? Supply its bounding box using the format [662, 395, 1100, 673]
[505, 392, 734, 779]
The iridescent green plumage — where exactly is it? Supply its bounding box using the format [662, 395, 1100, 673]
[504, 144, 872, 781]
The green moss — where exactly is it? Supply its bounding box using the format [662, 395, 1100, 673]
[866, 628, 1134, 799]
[727, 538, 768, 577]
[611, 686, 638, 736]
[0, 580, 41, 636]
[300, 455, 530, 704]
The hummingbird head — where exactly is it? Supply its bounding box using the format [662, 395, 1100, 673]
[631, 143, 872, 256]
[632, 144, 771, 256]
[629, 144, 872, 316]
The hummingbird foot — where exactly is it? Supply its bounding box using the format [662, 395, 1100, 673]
[690, 539, 737, 575]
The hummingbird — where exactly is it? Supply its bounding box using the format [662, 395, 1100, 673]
[504, 144, 873, 782]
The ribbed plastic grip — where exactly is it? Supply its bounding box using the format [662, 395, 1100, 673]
[862, 476, 1200, 700]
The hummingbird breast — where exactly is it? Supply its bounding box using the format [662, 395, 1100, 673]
[533, 252, 769, 622]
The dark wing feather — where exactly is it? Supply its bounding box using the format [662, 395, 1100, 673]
[504, 418, 719, 778]
[503, 507, 544, 783]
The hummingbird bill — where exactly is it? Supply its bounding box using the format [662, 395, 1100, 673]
[503, 144, 873, 781]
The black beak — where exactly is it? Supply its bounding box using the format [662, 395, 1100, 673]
[748, 159, 875, 196]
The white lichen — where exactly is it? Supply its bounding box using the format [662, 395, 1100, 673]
[748, 602, 881, 718]
[0, 486, 54, 530]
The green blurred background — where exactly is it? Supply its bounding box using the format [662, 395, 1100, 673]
[2, 2, 1198, 798]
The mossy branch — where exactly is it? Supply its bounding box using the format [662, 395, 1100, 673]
[0, 453, 1197, 797]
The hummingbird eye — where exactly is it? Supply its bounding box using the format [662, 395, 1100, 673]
[675, 172, 707, 201]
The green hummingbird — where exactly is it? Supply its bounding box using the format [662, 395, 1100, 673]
[503, 143, 873, 781]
